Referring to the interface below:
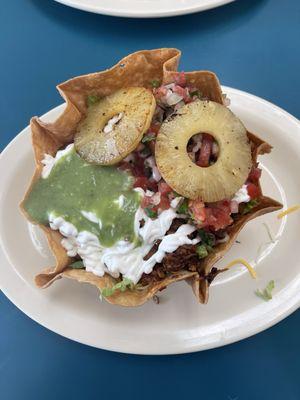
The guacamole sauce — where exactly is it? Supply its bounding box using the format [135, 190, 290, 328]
[24, 146, 140, 247]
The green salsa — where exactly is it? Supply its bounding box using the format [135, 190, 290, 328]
[24, 146, 141, 247]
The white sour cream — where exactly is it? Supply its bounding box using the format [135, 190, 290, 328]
[48, 193, 199, 284]
[232, 184, 250, 204]
[145, 156, 162, 182]
[41, 143, 74, 179]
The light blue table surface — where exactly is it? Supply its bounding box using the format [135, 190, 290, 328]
[0, 1, 299, 399]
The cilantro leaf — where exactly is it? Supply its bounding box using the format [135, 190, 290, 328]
[177, 199, 189, 214]
[145, 207, 158, 218]
[190, 90, 203, 99]
[196, 230, 216, 259]
[198, 229, 215, 247]
[101, 278, 134, 297]
[142, 134, 156, 143]
[87, 95, 101, 106]
[255, 280, 275, 301]
[196, 244, 208, 259]
[150, 79, 160, 88]
[242, 199, 259, 215]
[69, 260, 84, 269]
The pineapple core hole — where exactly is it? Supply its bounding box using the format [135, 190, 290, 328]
[187, 133, 219, 168]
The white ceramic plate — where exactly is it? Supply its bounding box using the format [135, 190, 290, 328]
[0, 87, 299, 355]
[54, 0, 235, 18]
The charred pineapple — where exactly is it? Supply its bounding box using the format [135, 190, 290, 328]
[75, 87, 156, 165]
[155, 100, 252, 202]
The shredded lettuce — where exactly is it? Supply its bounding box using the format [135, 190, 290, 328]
[101, 278, 134, 297]
[69, 260, 84, 269]
[142, 134, 156, 143]
[144, 207, 158, 218]
[198, 229, 215, 247]
[196, 229, 215, 259]
[196, 244, 209, 259]
[177, 199, 189, 214]
[242, 199, 259, 215]
[255, 280, 275, 301]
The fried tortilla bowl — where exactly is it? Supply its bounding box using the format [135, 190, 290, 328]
[20, 48, 282, 307]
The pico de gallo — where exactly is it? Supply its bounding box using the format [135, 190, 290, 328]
[118, 72, 262, 243]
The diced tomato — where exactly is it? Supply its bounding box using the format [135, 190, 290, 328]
[158, 195, 170, 211]
[133, 177, 149, 191]
[149, 123, 161, 136]
[141, 191, 170, 214]
[158, 181, 172, 195]
[141, 195, 152, 208]
[230, 200, 239, 214]
[173, 85, 190, 102]
[133, 177, 157, 192]
[173, 72, 186, 87]
[136, 143, 145, 152]
[197, 134, 213, 167]
[248, 167, 262, 183]
[189, 199, 206, 222]
[148, 141, 155, 154]
[205, 202, 232, 231]
[189, 199, 232, 231]
[153, 86, 168, 99]
[247, 183, 260, 199]
[118, 161, 133, 174]
[119, 153, 145, 177]
[133, 153, 146, 175]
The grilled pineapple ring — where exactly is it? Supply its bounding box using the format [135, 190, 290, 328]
[155, 100, 252, 202]
[75, 87, 156, 165]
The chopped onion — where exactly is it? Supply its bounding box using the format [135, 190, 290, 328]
[230, 200, 239, 214]
[212, 142, 219, 156]
[151, 192, 161, 206]
[164, 90, 183, 106]
[192, 134, 202, 153]
[145, 156, 162, 182]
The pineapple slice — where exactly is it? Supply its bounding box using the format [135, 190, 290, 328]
[155, 100, 252, 202]
[75, 87, 156, 165]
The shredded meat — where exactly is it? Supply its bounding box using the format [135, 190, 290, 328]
[204, 267, 226, 284]
[166, 218, 186, 234]
[140, 218, 222, 287]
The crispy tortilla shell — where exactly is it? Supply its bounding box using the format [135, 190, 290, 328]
[20, 48, 281, 307]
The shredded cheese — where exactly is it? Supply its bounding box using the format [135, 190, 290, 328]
[277, 205, 300, 219]
[223, 258, 257, 279]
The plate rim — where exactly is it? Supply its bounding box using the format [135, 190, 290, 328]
[0, 86, 299, 355]
[54, 0, 236, 18]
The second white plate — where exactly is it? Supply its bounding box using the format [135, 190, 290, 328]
[0, 86, 299, 354]
[54, 0, 236, 18]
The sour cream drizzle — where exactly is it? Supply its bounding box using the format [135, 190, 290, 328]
[41, 144, 74, 179]
[49, 195, 199, 284]
[232, 184, 250, 204]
